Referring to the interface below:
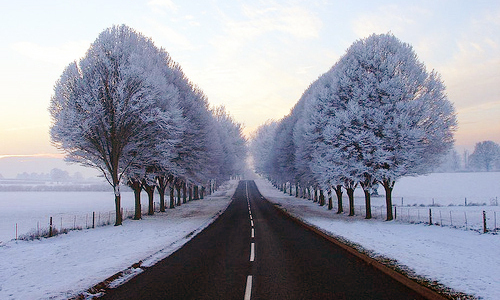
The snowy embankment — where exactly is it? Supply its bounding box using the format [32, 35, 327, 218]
[254, 178, 500, 300]
[0, 180, 237, 300]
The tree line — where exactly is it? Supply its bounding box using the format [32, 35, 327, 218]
[436, 140, 500, 172]
[250, 33, 457, 221]
[49, 25, 246, 226]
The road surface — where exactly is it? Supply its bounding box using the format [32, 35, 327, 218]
[99, 180, 427, 299]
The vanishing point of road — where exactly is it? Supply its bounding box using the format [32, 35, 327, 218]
[99, 180, 432, 300]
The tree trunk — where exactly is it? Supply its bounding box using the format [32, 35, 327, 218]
[183, 182, 187, 204]
[157, 176, 167, 212]
[347, 188, 355, 216]
[194, 185, 199, 200]
[328, 189, 333, 210]
[169, 186, 175, 209]
[319, 189, 325, 206]
[295, 184, 299, 198]
[383, 178, 395, 221]
[113, 186, 122, 226]
[176, 184, 182, 206]
[143, 183, 155, 215]
[314, 187, 318, 202]
[200, 186, 205, 199]
[363, 188, 372, 219]
[189, 184, 193, 201]
[334, 185, 343, 214]
[128, 179, 142, 220]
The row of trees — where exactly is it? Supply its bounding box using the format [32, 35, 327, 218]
[467, 141, 500, 171]
[436, 141, 500, 172]
[251, 33, 457, 220]
[50, 25, 246, 225]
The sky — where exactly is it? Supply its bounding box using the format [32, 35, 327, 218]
[0, 0, 499, 177]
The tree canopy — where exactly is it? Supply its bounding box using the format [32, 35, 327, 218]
[250, 33, 457, 220]
[50, 25, 246, 225]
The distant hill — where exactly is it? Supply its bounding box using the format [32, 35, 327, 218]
[0, 156, 99, 179]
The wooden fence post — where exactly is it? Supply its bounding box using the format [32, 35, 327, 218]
[429, 208, 432, 225]
[49, 217, 53, 237]
[483, 211, 487, 233]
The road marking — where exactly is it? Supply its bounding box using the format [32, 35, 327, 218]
[250, 220, 254, 227]
[251, 228, 254, 238]
[250, 242, 255, 262]
[250, 214, 252, 220]
[244, 275, 252, 300]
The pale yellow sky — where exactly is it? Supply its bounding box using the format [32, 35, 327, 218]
[1, 0, 499, 162]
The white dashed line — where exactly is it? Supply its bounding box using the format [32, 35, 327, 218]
[244, 275, 253, 300]
[245, 182, 254, 299]
[250, 243, 255, 262]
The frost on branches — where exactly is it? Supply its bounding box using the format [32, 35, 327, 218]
[50, 25, 246, 225]
[250, 33, 457, 221]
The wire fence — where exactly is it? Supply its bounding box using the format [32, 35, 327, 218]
[281, 186, 500, 234]
[14, 203, 163, 240]
[326, 201, 500, 233]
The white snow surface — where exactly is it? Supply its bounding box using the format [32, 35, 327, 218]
[254, 178, 500, 300]
[0, 181, 237, 300]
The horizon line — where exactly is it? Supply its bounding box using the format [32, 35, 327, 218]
[0, 153, 65, 160]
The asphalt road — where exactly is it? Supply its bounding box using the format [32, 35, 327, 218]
[99, 180, 427, 300]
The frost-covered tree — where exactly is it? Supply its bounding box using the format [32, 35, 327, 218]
[212, 105, 247, 181]
[250, 121, 278, 179]
[307, 33, 456, 220]
[50, 25, 180, 225]
[435, 149, 461, 172]
[272, 115, 299, 195]
[469, 141, 500, 171]
[50, 168, 70, 182]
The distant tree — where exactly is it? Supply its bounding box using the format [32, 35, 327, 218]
[50, 25, 173, 226]
[250, 121, 278, 179]
[72, 172, 84, 181]
[435, 149, 461, 172]
[469, 141, 500, 171]
[273, 116, 298, 195]
[50, 168, 70, 182]
[212, 105, 247, 181]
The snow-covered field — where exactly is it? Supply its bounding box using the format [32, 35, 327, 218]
[0, 191, 139, 243]
[297, 172, 500, 232]
[0, 180, 237, 300]
[0, 173, 498, 299]
[254, 176, 500, 300]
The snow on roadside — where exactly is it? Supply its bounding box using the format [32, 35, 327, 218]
[254, 178, 500, 300]
[0, 180, 237, 300]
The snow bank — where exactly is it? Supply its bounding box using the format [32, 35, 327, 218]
[0, 181, 237, 300]
[254, 178, 500, 300]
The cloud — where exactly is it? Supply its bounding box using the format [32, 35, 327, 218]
[10, 40, 90, 67]
[352, 4, 431, 38]
[147, 0, 178, 14]
[438, 8, 500, 110]
[226, 3, 322, 41]
[0, 153, 64, 160]
[144, 19, 195, 51]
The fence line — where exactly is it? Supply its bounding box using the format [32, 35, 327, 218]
[322, 200, 500, 233]
[14, 201, 167, 240]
